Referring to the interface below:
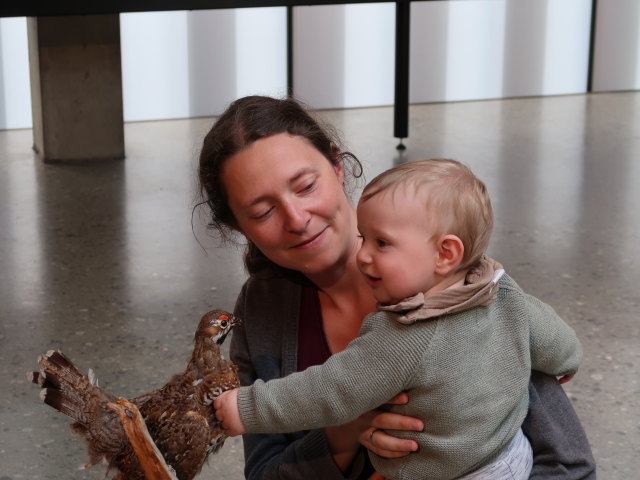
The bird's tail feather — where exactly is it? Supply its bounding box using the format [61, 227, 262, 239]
[29, 350, 111, 425]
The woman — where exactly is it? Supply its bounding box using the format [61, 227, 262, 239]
[197, 95, 595, 480]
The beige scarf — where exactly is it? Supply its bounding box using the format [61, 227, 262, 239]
[377, 255, 505, 325]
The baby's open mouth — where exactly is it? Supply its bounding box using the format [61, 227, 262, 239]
[364, 273, 381, 285]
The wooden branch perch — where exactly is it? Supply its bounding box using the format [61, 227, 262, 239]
[107, 398, 178, 480]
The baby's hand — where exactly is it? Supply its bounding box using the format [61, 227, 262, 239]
[558, 374, 574, 384]
[213, 389, 246, 436]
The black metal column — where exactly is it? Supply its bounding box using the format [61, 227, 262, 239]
[286, 5, 294, 96]
[586, 0, 598, 92]
[394, 0, 410, 149]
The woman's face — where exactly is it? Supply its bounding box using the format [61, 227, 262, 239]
[221, 133, 357, 276]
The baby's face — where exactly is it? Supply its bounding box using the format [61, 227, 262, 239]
[356, 190, 440, 305]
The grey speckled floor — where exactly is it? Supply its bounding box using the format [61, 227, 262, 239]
[1, 92, 639, 479]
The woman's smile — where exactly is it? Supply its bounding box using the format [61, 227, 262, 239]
[289, 225, 329, 250]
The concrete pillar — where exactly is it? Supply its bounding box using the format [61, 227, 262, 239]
[27, 15, 125, 162]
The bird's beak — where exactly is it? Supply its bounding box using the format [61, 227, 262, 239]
[209, 314, 241, 345]
[222, 315, 242, 344]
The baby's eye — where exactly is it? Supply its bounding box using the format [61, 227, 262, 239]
[376, 238, 389, 248]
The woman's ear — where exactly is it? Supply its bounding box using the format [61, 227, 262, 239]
[329, 142, 340, 160]
[435, 235, 464, 275]
[330, 143, 345, 185]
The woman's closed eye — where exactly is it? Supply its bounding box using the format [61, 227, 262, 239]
[250, 206, 274, 220]
[298, 180, 316, 194]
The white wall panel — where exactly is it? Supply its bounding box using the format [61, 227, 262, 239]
[343, 3, 395, 108]
[502, 2, 552, 97]
[541, 0, 591, 95]
[502, 0, 591, 97]
[411, 0, 591, 103]
[293, 5, 347, 108]
[0, 17, 31, 130]
[186, 9, 239, 118]
[294, 3, 394, 109]
[0, 1, 638, 130]
[592, 0, 640, 91]
[443, 1, 506, 101]
[411, 1, 507, 103]
[122, 8, 287, 121]
[121, 12, 190, 122]
[235, 8, 287, 101]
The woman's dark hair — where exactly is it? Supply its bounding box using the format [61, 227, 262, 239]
[196, 95, 362, 273]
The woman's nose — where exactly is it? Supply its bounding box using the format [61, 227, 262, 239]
[283, 201, 310, 233]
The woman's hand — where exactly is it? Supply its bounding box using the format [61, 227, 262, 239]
[324, 392, 423, 473]
[358, 392, 422, 458]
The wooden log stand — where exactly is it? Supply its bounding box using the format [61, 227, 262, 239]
[107, 398, 178, 480]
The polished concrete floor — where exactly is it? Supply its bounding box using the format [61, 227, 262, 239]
[1, 92, 639, 478]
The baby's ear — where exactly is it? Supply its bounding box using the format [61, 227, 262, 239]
[435, 235, 464, 275]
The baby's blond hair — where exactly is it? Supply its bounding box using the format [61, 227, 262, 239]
[360, 159, 493, 271]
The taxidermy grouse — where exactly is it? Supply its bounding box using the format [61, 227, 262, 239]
[29, 309, 240, 480]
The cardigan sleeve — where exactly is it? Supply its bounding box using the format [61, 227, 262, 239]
[524, 371, 596, 479]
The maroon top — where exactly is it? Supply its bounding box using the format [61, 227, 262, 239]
[297, 281, 332, 371]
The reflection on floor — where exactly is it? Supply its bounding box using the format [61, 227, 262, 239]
[1, 92, 638, 478]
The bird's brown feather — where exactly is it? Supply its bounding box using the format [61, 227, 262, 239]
[30, 309, 240, 480]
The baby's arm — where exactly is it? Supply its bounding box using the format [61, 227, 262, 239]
[526, 294, 582, 376]
[214, 389, 245, 436]
[231, 312, 421, 436]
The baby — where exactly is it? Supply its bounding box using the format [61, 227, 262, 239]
[215, 158, 582, 480]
